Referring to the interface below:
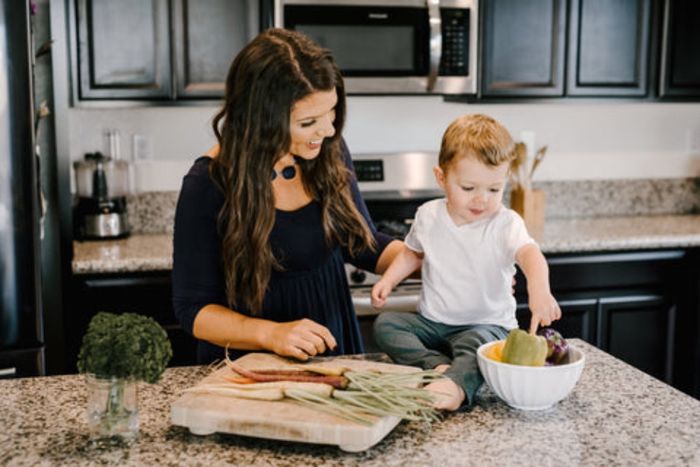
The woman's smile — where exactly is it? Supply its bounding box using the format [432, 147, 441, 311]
[289, 89, 337, 160]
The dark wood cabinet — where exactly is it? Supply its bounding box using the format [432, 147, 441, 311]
[481, 0, 567, 97]
[567, 0, 651, 96]
[69, 272, 197, 371]
[76, 0, 171, 99]
[660, 0, 700, 97]
[74, 0, 261, 101]
[0, 348, 45, 379]
[598, 294, 674, 382]
[481, 0, 652, 98]
[514, 250, 683, 385]
[172, 0, 259, 98]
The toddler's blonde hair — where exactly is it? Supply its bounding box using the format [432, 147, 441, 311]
[438, 114, 515, 170]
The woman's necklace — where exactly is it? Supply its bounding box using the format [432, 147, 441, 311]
[271, 156, 299, 181]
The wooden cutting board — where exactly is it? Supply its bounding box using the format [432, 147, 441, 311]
[170, 353, 421, 452]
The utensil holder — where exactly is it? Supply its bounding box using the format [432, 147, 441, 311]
[510, 188, 545, 240]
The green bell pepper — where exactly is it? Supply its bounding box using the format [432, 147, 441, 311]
[502, 329, 548, 367]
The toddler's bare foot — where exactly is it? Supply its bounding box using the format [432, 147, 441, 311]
[434, 364, 450, 373]
[424, 378, 465, 411]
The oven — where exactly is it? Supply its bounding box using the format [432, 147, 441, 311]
[349, 152, 442, 350]
[275, 0, 479, 95]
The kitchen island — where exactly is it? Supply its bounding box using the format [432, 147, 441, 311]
[2, 340, 700, 466]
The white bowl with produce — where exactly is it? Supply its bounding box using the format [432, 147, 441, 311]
[476, 332, 585, 411]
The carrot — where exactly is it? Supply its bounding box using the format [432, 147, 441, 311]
[225, 360, 349, 389]
[223, 375, 256, 384]
[252, 369, 317, 377]
[292, 364, 348, 377]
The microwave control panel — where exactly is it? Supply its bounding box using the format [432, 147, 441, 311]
[440, 8, 470, 76]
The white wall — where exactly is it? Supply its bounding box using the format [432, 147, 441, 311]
[67, 98, 700, 192]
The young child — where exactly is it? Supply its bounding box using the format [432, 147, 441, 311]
[371, 114, 561, 411]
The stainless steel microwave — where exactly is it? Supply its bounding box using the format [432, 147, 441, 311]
[274, 0, 478, 95]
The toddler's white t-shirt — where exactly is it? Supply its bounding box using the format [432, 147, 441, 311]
[404, 198, 535, 328]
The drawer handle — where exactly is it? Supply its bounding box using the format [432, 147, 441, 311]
[0, 367, 17, 377]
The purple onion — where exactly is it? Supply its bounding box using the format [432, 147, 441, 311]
[537, 328, 570, 365]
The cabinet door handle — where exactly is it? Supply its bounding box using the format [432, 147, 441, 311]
[0, 367, 17, 377]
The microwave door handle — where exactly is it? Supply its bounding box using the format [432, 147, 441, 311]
[426, 0, 442, 92]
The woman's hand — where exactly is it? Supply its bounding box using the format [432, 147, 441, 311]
[371, 279, 393, 308]
[528, 289, 561, 334]
[264, 318, 337, 361]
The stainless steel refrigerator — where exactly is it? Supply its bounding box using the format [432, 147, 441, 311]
[0, 1, 45, 377]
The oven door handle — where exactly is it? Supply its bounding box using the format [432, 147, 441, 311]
[352, 293, 421, 315]
[426, 0, 442, 92]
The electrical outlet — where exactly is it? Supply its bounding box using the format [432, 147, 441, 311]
[132, 134, 153, 161]
[687, 128, 700, 153]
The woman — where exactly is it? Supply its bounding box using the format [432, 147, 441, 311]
[172, 28, 402, 364]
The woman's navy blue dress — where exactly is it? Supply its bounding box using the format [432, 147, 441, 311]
[172, 145, 393, 363]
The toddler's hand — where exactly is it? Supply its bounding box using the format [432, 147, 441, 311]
[528, 289, 561, 333]
[371, 279, 393, 308]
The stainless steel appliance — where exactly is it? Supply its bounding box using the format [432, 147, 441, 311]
[73, 152, 131, 239]
[276, 0, 479, 95]
[349, 152, 442, 317]
[0, 2, 45, 377]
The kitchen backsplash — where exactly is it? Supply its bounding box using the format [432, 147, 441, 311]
[128, 178, 700, 235]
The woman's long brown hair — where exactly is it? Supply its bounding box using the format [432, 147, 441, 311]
[210, 29, 375, 314]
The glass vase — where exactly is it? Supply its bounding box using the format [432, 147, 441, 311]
[86, 375, 139, 440]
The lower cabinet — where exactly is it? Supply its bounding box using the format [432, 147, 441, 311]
[68, 272, 198, 372]
[598, 294, 674, 382]
[516, 249, 684, 386]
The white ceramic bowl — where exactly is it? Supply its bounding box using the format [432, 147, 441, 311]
[476, 340, 585, 410]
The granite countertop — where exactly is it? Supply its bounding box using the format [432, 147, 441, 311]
[72, 214, 700, 274]
[2, 340, 699, 466]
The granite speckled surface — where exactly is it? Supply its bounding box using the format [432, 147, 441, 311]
[73, 234, 172, 274]
[127, 192, 178, 235]
[125, 178, 699, 236]
[2, 340, 699, 466]
[530, 178, 700, 219]
[72, 215, 700, 274]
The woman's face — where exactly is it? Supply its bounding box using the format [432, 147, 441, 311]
[288, 88, 337, 160]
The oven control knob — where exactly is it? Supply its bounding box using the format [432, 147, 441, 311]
[350, 269, 367, 284]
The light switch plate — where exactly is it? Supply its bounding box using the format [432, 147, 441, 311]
[687, 128, 700, 153]
[132, 134, 153, 161]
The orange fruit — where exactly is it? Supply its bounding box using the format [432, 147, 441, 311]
[485, 340, 506, 362]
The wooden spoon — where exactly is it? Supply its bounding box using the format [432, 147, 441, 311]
[510, 142, 527, 190]
[528, 145, 548, 181]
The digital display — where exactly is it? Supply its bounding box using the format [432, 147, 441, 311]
[353, 160, 384, 182]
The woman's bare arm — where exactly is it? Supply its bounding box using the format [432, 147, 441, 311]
[193, 304, 337, 361]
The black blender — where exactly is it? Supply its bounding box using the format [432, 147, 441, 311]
[73, 152, 130, 239]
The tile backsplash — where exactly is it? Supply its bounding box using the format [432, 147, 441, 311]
[128, 178, 700, 235]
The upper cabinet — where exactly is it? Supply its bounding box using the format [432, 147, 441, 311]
[481, 0, 652, 98]
[74, 0, 261, 101]
[660, 0, 700, 98]
[567, 0, 651, 96]
[76, 0, 171, 99]
[172, 0, 259, 98]
[481, 0, 567, 97]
